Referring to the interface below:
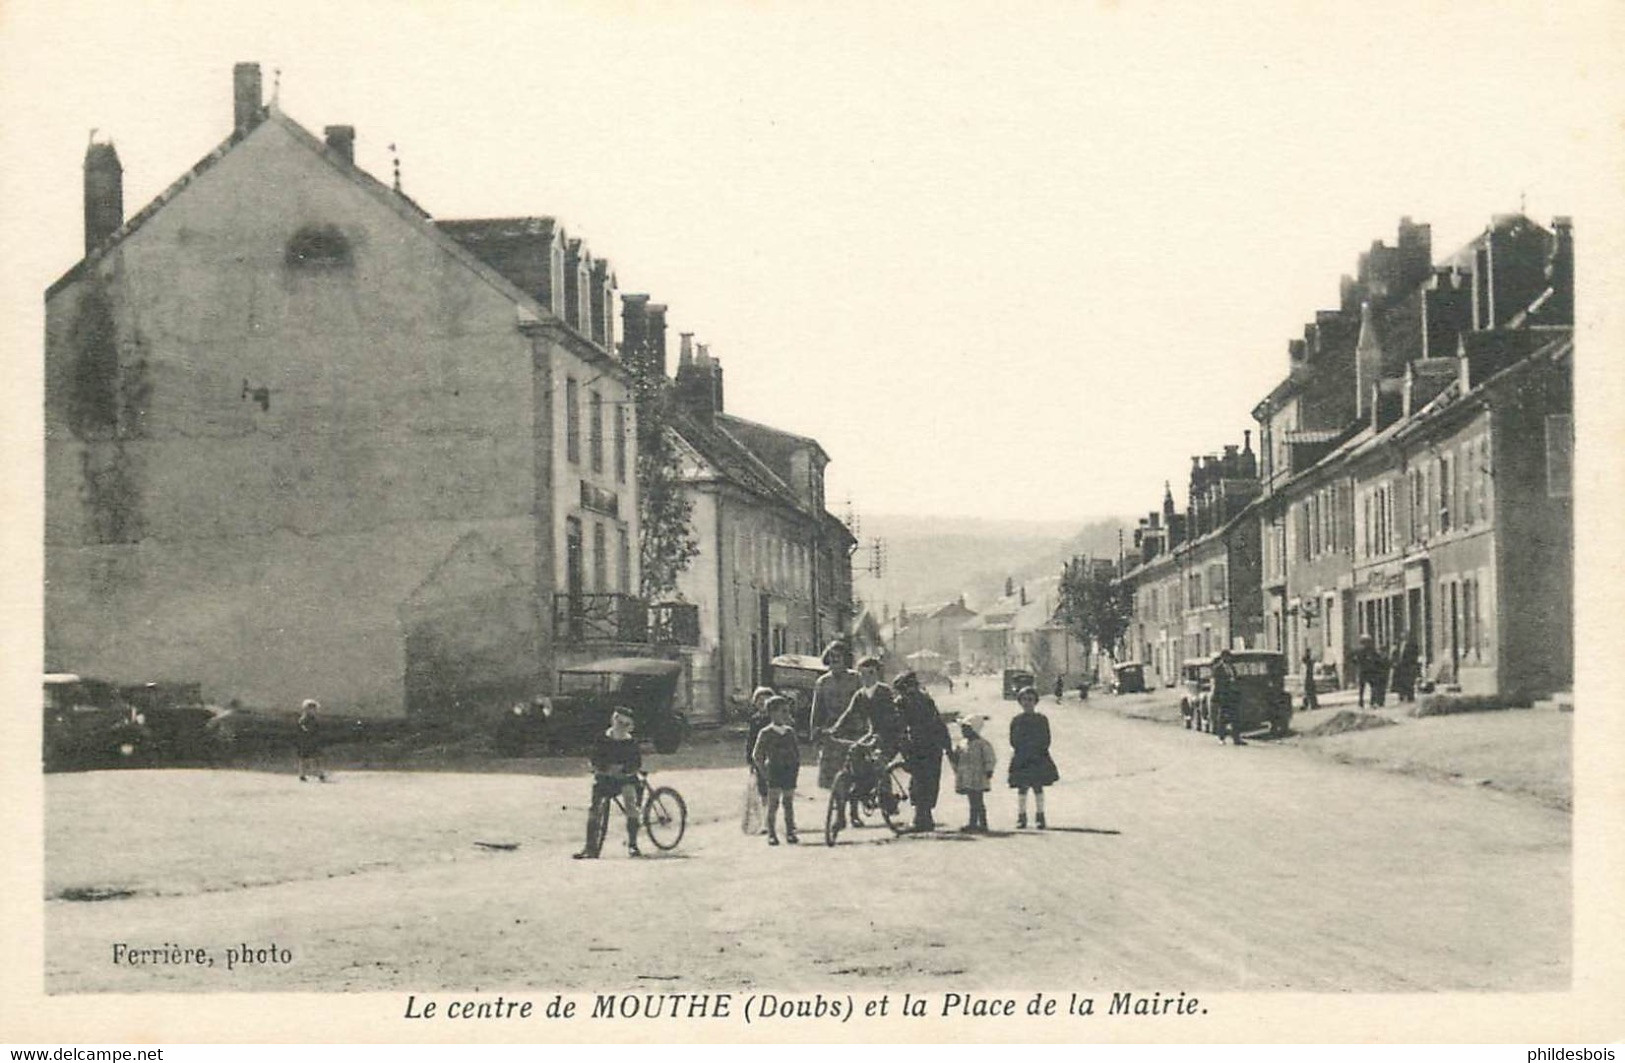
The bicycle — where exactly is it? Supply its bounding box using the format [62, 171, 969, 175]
[585, 771, 688, 855]
[821, 735, 913, 846]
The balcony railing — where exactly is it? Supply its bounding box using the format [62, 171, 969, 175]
[554, 592, 648, 645]
[553, 594, 700, 647]
[649, 602, 700, 647]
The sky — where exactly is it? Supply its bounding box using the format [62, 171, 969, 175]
[2, 0, 1621, 526]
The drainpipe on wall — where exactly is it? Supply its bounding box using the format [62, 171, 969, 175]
[522, 319, 558, 692]
[715, 488, 726, 718]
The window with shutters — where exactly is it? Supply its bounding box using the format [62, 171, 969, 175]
[1438, 454, 1453, 533]
[589, 390, 604, 473]
[565, 378, 581, 465]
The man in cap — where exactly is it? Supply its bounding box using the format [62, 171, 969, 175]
[893, 670, 951, 831]
[575, 707, 643, 859]
[1212, 649, 1245, 746]
[1353, 634, 1384, 709]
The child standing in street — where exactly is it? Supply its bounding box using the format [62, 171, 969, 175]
[296, 699, 327, 782]
[751, 696, 801, 845]
[1008, 686, 1060, 829]
[950, 714, 996, 833]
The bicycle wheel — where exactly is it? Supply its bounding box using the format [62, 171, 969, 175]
[642, 786, 687, 851]
[879, 766, 913, 835]
[824, 776, 847, 847]
[586, 795, 611, 855]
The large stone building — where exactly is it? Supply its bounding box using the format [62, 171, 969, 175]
[44, 64, 674, 716]
[663, 332, 856, 720]
[1249, 214, 1573, 699]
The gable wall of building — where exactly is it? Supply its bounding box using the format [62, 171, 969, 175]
[44, 119, 551, 715]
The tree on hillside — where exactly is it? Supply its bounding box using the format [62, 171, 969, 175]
[625, 339, 698, 601]
[1058, 556, 1133, 661]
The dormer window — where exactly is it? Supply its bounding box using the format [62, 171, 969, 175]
[577, 262, 592, 335]
[551, 242, 565, 316]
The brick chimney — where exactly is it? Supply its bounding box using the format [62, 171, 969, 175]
[1354, 300, 1384, 421]
[233, 62, 263, 134]
[646, 304, 668, 378]
[675, 338, 720, 419]
[323, 125, 355, 164]
[705, 344, 724, 414]
[83, 140, 123, 255]
[620, 293, 649, 370]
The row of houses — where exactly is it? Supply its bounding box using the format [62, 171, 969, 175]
[861, 578, 1095, 688]
[1116, 214, 1574, 704]
[44, 62, 854, 723]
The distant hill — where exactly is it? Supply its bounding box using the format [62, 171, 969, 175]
[852, 513, 1131, 616]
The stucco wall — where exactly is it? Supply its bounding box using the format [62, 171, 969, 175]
[44, 118, 548, 715]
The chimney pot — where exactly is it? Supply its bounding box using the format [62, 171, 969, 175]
[233, 62, 263, 134]
[323, 125, 355, 164]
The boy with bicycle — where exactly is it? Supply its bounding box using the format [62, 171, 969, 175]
[574, 707, 643, 859]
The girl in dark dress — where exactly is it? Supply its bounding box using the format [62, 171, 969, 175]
[1007, 687, 1059, 829]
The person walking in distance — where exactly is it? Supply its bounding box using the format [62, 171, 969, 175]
[1393, 632, 1421, 703]
[296, 699, 327, 782]
[893, 670, 951, 832]
[950, 715, 997, 833]
[751, 696, 801, 845]
[1054, 675, 1065, 703]
[1212, 649, 1246, 746]
[1301, 647, 1320, 713]
[1353, 634, 1383, 709]
[1008, 687, 1060, 828]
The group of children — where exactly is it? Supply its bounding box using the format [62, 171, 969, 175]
[741, 680, 1063, 840]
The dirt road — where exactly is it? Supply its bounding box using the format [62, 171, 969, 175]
[45, 687, 1569, 993]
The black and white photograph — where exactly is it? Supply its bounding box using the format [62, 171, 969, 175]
[2, 0, 1622, 1047]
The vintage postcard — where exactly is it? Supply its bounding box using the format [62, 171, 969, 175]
[2, 0, 1622, 1047]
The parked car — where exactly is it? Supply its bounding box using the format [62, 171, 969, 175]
[1192, 651, 1293, 737]
[120, 681, 219, 761]
[1110, 662, 1147, 695]
[502, 657, 687, 756]
[769, 653, 827, 737]
[1002, 669, 1036, 700]
[44, 674, 147, 770]
[1179, 658, 1212, 731]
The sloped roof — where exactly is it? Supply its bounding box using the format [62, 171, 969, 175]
[715, 413, 831, 480]
[436, 217, 559, 308]
[929, 600, 977, 621]
[670, 408, 807, 514]
[49, 105, 437, 299]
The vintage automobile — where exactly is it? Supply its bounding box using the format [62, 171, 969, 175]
[769, 653, 827, 736]
[1110, 662, 1147, 695]
[1188, 651, 1293, 737]
[498, 657, 688, 756]
[44, 673, 147, 770]
[1178, 658, 1212, 730]
[120, 681, 219, 761]
[1002, 668, 1037, 700]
